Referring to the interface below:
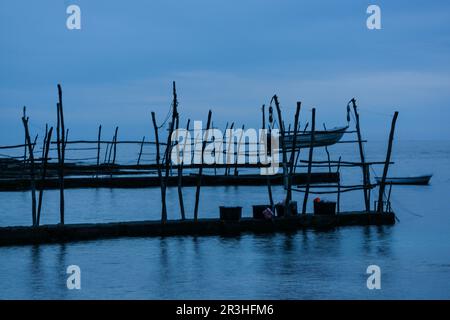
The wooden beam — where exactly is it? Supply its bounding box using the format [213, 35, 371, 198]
[377, 112, 399, 213]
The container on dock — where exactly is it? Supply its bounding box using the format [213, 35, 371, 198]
[220, 206, 242, 221]
[275, 201, 298, 217]
[252, 205, 271, 219]
[313, 199, 336, 215]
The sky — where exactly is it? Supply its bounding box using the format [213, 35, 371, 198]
[1, 0, 450, 145]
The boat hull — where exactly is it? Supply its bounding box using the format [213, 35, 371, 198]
[283, 126, 347, 149]
[375, 175, 432, 185]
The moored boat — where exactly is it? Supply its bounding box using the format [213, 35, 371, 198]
[375, 174, 432, 185]
[283, 126, 348, 149]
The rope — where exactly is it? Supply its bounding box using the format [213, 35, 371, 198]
[156, 104, 173, 129]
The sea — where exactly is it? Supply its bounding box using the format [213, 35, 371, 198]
[0, 140, 449, 299]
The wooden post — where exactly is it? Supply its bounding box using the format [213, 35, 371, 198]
[323, 124, 332, 174]
[273, 95, 288, 189]
[112, 126, 119, 165]
[151, 112, 166, 222]
[177, 119, 190, 220]
[377, 111, 399, 213]
[293, 123, 308, 174]
[302, 108, 316, 215]
[21, 115, 37, 226]
[350, 98, 370, 212]
[262, 104, 266, 130]
[286, 101, 301, 215]
[336, 156, 341, 214]
[194, 110, 212, 221]
[103, 142, 110, 164]
[96, 125, 102, 178]
[137, 136, 145, 165]
[162, 81, 179, 222]
[224, 122, 234, 175]
[37, 127, 53, 226]
[234, 124, 245, 176]
[57, 84, 65, 225]
[107, 136, 114, 164]
[262, 107, 274, 208]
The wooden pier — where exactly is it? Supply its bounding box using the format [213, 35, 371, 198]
[0, 172, 338, 191]
[0, 211, 395, 246]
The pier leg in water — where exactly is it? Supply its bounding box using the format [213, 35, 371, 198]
[151, 112, 166, 222]
[377, 111, 399, 213]
[351, 98, 370, 212]
[302, 108, 316, 215]
[21, 114, 37, 227]
[57, 84, 66, 225]
[194, 110, 212, 221]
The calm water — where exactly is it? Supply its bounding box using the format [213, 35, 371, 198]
[0, 140, 450, 299]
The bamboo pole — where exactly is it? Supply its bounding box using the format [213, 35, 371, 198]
[112, 126, 119, 165]
[161, 81, 179, 222]
[57, 84, 66, 225]
[272, 95, 288, 189]
[336, 156, 341, 214]
[323, 124, 332, 174]
[151, 112, 166, 222]
[224, 122, 234, 175]
[194, 110, 212, 221]
[96, 125, 102, 178]
[302, 108, 316, 215]
[262, 106, 274, 208]
[177, 119, 190, 220]
[286, 101, 301, 215]
[103, 142, 110, 164]
[137, 136, 145, 165]
[37, 127, 53, 226]
[21, 115, 37, 226]
[234, 124, 245, 176]
[377, 111, 399, 213]
[350, 98, 370, 212]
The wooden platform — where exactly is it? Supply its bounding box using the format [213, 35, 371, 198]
[0, 172, 338, 191]
[0, 211, 395, 246]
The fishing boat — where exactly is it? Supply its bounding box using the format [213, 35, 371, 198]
[283, 126, 348, 149]
[375, 174, 432, 185]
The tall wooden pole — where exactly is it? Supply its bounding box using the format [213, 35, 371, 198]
[273, 95, 288, 189]
[336, 156, 342, 214]
[177, 119, 190, 220]
[351, 98, 370, 212]
[21, 115, 37, 226]
[161, 81, 179, 222]
[137, 136, 145, 165]
[57, 84, 65, 225]
[37, 127, 53, 226]
[194, 110, 212, 221]
[96, 125, 102, 178]
[151, 112, 166, 222]
[112, 126, 119, 165]
[262, 106, 274, 208]
[286, 101, 301, 215]
[302, 108, 316, 215]
[377, 112, 399, 213]
[224, 122, 234, 175]
[234, 124, 245, 176]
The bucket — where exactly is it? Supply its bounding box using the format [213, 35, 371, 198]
[252, 205, 271, 219]
[220, 206, 242, 221]
[313, 201, 336, 215]
[275, 201, 298, 217]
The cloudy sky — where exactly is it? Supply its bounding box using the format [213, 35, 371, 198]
[1, 0, 449, 144]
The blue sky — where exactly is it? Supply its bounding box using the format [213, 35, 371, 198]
[1, 0, 449, 144]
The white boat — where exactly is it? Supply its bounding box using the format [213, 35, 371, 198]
[283, 126, 348, 149]
[375, 175, 432, 185]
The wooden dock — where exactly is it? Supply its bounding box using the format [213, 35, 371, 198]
[0, 212, 395, 246]
[0, 172, 338, 191]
